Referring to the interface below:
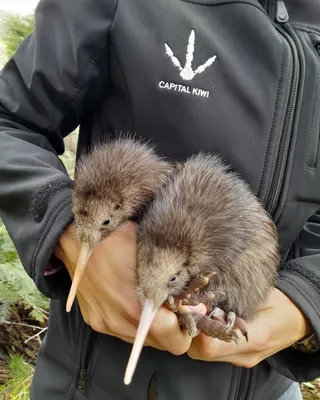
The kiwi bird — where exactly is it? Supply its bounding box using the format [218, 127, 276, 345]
[124, 152, 279, 385]
[66, 136, 173, 312]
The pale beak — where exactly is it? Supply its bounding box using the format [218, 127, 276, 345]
[124, 298, 158, 385]
[66, 243, 92, 312]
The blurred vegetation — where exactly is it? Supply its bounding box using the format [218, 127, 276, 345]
[0, 355, 34, 400]
[0, 11, 34, 61]
[0, 222, 49, 325]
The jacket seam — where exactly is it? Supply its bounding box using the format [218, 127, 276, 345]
[257, 35, 285, 196]
[281, 261, 320, 295]
[305, 34, 320, 170]
[31, 196, 72, 280]
[280, 268, 320, 300]
[178, 0, 267, 16]
[292, 25, 320, 35]
[279, 275, 320, 320]
[109, 43, 133, 132]
[108, 0, 132, 130]
[48, 59, 97, 132]
[0, 108, 61, 144]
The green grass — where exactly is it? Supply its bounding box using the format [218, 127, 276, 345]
[0, 354, 34, 399]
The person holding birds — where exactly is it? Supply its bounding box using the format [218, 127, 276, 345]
[0, 0, 319, 399]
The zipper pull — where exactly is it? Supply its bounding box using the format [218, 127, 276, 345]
[276, 1, 289, 23]
[78, 369, 87, 394]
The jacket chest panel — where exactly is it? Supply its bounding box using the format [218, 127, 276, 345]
[103, 1, 289, 200]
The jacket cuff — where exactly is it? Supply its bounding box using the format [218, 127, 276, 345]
[33, 188, 74, 299]
[266, 262, 320, 382]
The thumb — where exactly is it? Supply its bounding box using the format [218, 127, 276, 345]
[179, 303, 207, 315]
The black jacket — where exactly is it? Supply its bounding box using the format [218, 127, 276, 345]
[0, 0, 320, 399]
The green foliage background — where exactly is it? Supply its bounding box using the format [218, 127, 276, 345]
[0, 221, 49, 325]
[0, 12, 34, 60]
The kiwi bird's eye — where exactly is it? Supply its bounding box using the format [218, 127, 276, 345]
[103, 219, 110, 226]
[168, 274, 178, 286]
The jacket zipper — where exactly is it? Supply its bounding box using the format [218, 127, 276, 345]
[78, 330, 101, 394]
[307, 40, 320, 169]
[265, 0, 300, 217]
[238, 2, 298, 399]
[237, 367, 250, 400]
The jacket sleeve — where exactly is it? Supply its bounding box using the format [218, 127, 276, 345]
[267, 208, 320, 382]
[0, 0, 117, 298]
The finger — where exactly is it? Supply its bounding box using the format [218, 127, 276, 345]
[180, 303, 207, 314]
[189, 310, 272, 362]
[148, 306, 191, 355]
[187, 333, 234, 361]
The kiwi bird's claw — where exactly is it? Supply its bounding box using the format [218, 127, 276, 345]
[167, 295, 175, 306]
[181, 291, 215, 306]
[225, 312, 249, 342]
[185, 272, 215, 294]
[177, 312, 199, 339]
[233, 316, 249, 342]
[226, 312, 236, 329]
[164, 295, 181, 312]
[177, 311, 239, 344]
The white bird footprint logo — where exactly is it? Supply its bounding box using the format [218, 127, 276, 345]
[164, 30, 217, 81]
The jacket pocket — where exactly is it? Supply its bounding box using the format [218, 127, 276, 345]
[306, 33, 320, 169]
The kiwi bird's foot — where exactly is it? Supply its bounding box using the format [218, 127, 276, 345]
[164, 272, 216, 311]
[226, 312, 249, 342]
[181, 291, 215, 306]
[176, 312, 200, 339]
[177, 312, 239, 344]
[208, 307, 227, 324]
[184, 272, 216, 295]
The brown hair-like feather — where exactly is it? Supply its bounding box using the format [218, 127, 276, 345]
[67, 135, 173, 312]
[136, 152, 279, 319]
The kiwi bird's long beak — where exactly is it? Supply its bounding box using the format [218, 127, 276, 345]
[124, 298, 158, 385]
[66, 243, 92, 312]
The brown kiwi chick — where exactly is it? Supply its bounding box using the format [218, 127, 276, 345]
[66, 135, 173, 312]
[124, 152, 279, 385]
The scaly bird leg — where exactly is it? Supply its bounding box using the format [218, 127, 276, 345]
[226, 312, 249, 342]
[177, 312, 239, 344]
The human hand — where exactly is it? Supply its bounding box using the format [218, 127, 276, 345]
[187, 288, 312, 367]
[54, 221, 191, 355]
